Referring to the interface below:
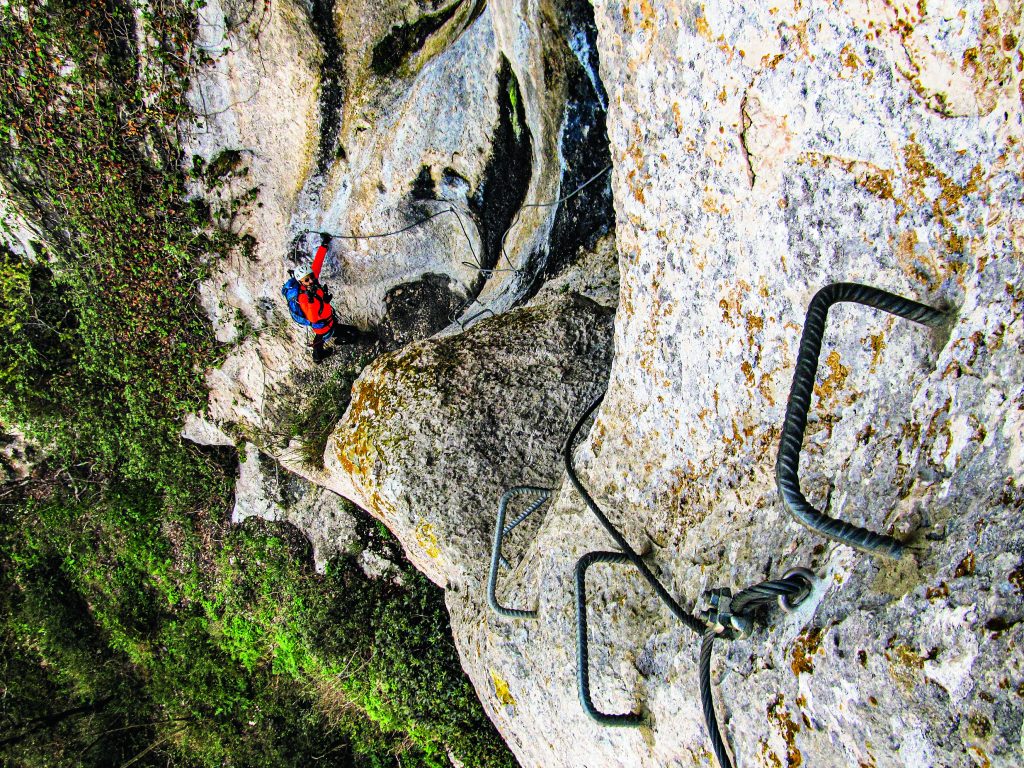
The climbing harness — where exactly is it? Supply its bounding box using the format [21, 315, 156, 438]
[487, 281, 949, 766]
[776, 282, 948, 558]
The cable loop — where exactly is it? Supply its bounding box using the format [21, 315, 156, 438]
[698, 570, 817, 768]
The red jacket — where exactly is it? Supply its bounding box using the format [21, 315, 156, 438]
[298, 246, 334, 334]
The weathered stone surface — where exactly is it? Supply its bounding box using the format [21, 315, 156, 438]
[0, 177, 44, 260]
[527, 231, 619, 309]
[185, 0, 613, 440]
[320, 292, 616, 586]
[451, 1, 1024, 766]
[181, 413, 235, 448]
[233, 441, 365, 573]
[0, 429, 35, 483]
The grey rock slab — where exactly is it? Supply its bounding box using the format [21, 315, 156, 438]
[234, 442, 363, 573]
[322, 292, 616, 588]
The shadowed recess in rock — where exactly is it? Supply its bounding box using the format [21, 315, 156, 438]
[467, 55, 533, 284]
[370, 0, 466, 77]
[377, 272, 466, 349]
[410, 164, 436, 201]
[528, 0, 614, 294]
[308, 0, 346, 173]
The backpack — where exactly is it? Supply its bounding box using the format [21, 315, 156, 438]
[281, 277, 311, 327]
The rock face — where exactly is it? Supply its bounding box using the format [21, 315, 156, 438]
[320, 292, 615, 586]
[233, 441, 366, 573]
[183, 0, 614, 438]
[183, 0, 1024, 766]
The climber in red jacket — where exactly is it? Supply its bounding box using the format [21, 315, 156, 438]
[293, 233, 359, 362]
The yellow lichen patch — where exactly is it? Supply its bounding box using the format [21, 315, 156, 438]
[702, 194, 729, 214]
[745, 312, 765, 341]
[759, 739, 784, 768]
[672, 102, 684, 135]
[840, 43, 863, 72]
[862, 331, 886, 369]
[813, 350, 850, 404]
[892, 228, 943, 288]
[489, 669, 516, 709]
[896, 226, 918, 263]
[622, 0, 658, 51]
[857, 169, 896, 204]
[886, 644, 925, 693]
[963, 0, 1022, 116]
[718, 280, 752, 327]
[791, 627, 824, 675]
[415, 520, 441, 559]
[721, 418, 748, 454]
[758, 370, 779, 407]
[901, 139, 985, 269]
[955, 550, 976, 577]
[797, 152, 901, 216]
[741, 360, 756, 385]
[694, 9, 714, 42]
[967, 745, 992, 767]
[903, 139, 984, 217]
[766, 694, 803, 767]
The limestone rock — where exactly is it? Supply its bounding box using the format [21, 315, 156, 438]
[0, 429, 35, 483]
[457, 1, 1023, 766]
[234, 441, 364, 573]
[183, 0, 1024, 766]
[181, 413, 235, 448]
[320, 292, 616, 587]
[184, 0, 613, 440]
[0, 177, 45, 261]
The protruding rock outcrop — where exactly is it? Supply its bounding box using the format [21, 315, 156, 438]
[318, 292, 615, 586]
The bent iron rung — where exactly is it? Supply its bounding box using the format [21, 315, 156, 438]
[776, 282, 949, 558]
[487, 486, 552, 619]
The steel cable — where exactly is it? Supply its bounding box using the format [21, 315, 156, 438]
[776, 282, 948, 558]
[323, 205, 456, 241]
[698, 570, 815, 768]
[564, 392, 707, 636]
[699, 630, 730, 768]
[497, 164, 612, 271]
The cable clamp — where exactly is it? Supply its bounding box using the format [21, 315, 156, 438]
[698, 588, 753, 639]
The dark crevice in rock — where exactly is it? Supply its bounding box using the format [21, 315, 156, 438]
[464, 0, 488, 29]
[442, 167, 468, 187]
[377, 273, 466, 349]
[467, 55, 533, 284]
[371, 0, 464, 77]
[308, 0, 345, 174]
[740, 89, 757, 189]
[524, 0, 614, 298]
[410, 165, 436, 201]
